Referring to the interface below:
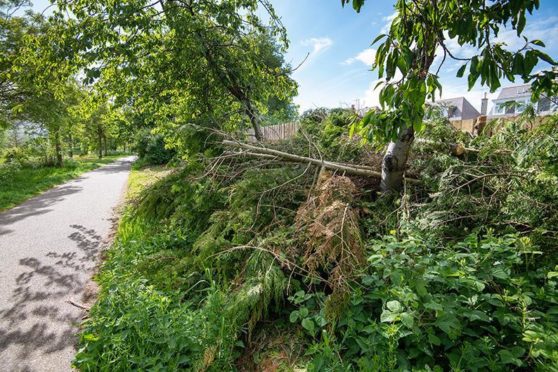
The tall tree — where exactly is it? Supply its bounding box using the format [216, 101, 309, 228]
[343, 0, 557, 191]
[54, 0, 296, 149]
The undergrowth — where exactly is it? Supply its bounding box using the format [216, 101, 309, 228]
[76, 112, 558, 371]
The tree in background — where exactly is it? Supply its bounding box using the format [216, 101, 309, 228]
[1, 1, 133, 165]
[54, 0, 297, 154]
[343, 0, 557, 191]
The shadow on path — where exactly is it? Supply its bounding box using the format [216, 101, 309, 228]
[93, 159, 135, 175]
[0, 224, 104, 362]
[0, 185, 83, 235]
[0, 157, 135, 234]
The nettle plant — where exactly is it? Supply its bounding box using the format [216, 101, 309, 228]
[342, 0, 557, 192]
[295, 231, 558, 370]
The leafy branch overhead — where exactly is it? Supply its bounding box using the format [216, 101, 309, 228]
[343, 0, 557, 142]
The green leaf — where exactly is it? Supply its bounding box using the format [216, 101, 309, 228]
[498, 349, 523, 366]
[435, 314, 461, 338]
[380, 309, 398, 323]
[371, 33, 387, 45]
[456, 64, 467, 78]
[83, 333, 99, 342]
[301, 318, 315, 334]
[428, 333, 441, 346]
[535, 50, 557, 65]
[517, 12, 526, 35]
[524, 51, 538, 74]
[531, 39, 545, 47]
[400, 312, 414, 328]
[289, 311, 299, 323]
[424, 301, 443, 311]
[415, 278, 428, 297]
[387, 300, 402, 312]
[512, 53, 524, 75]
[491, 266, 509, 279]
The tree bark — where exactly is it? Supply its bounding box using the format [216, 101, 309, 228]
[222, 140, 421, 183]
[68, 133, 74, 158]
[54, 128, 63, 167]
[97, 126, 103, 159]
[102, 134, 107, 157]
[379, 43, 436, 192]
[380, 127, 415, 192]
[245, 101, 263, 141]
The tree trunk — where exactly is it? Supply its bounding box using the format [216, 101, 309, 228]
[245, 101, 263, 141]
[97, 126, 103, 159]
[380, 126, 415, 192]
[54, 129, 63, 167]
[102, 134, 108, 157]
[222, 140, 421, 183]
[68, 133, 74, 158]
[379, 43, 435, 192]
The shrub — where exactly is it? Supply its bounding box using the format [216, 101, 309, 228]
[134, 129, 175, 165]
[2, 146, 29, 165]
[300, 232, 558, 370]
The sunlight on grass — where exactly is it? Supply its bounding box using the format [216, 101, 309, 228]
[126, 165, 171, 201]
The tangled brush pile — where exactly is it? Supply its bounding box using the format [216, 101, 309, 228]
[295, 171, 365, 292]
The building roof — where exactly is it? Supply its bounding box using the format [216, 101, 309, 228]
[436, 97, 481, 120]
[495, 84, 531, 100]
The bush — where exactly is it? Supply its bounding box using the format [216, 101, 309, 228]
[300, 232, 558, 370]
[134, 129, 175, 165]
[2, 147, 29, 165]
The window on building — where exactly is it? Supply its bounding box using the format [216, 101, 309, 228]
[447, 106, 457, 118]
[538, 96, 551, 113]
[494, 103, 505, 115]
[505, 102, 515, 115]
[516, 100, 527, 114]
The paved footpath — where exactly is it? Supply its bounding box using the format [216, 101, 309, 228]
[0, 157, 135, 371]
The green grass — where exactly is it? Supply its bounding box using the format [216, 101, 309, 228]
[0, 155, 126, 211]
[126, 165, 170, 200]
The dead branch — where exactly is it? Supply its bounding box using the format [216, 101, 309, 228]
[415, 138, 475, 156]
[222, 140, 421, 184]
[67, 300, 90, 311]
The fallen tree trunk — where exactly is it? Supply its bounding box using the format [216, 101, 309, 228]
[222, 140, 421, 184]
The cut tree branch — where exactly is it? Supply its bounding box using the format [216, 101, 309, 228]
[222, 140, 421, 184]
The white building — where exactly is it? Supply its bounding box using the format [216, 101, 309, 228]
[489, 84, 557, 118]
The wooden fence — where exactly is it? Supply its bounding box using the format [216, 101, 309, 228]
[247, 122, 300, 142]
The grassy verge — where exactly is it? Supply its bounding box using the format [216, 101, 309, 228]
[74, 165, 187, 371]
[0, 155, 127, 211]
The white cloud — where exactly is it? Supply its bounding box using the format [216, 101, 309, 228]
[301, 37, 333, 55]
[297, 37, 333, 72]
[381, 12, 397, 34]
[343, 48, 377, 66]
[432, 16, 558, 72]
[361, 79, 382, 108]
[360, 71, 403, 108]
[495, 16, 558, 51]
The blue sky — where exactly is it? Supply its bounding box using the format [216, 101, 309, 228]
[27, 0, 558, 113]
[270, 0, 558, 113]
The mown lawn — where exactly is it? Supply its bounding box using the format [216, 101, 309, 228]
[0, 155, 126, 211]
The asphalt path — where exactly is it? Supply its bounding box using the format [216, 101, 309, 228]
[0, 156, 135, 371]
